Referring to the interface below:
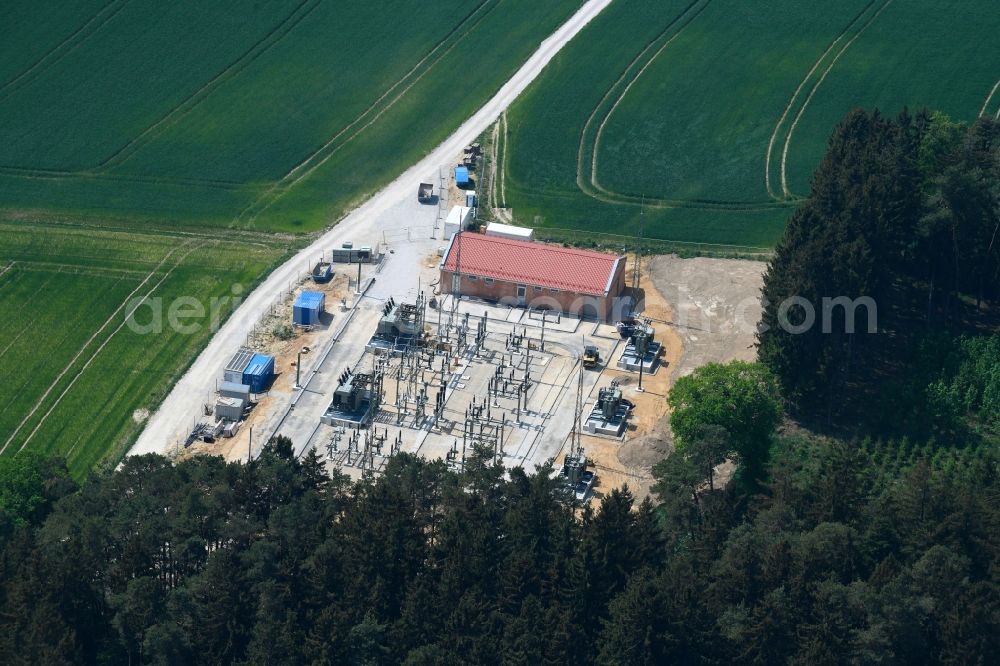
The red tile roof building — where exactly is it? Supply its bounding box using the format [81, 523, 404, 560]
[439, 232, 627, 322]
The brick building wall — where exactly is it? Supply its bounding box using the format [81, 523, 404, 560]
[441, 259, 627, 322]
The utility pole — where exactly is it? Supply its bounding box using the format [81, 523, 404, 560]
[633, 195, 644, 291]
[634, 324, 648, 393]
[295, 350, 302, 389]
[248, 426, 253, 463]
[572, 341, 585, 457]
[449, 229, 463, 340]
[637, 348, 644, 392]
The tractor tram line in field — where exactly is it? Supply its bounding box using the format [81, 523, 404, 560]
[235, 0, 500, 225]
[586, 0, 711, 201]
[0, 273, 134, 429]
[96, 0, 324, 172]
[980, 78, 1000, 118]
[0, 240, 194, 455]
[777, 0, 894, 198]
[0, 219, 287, 473]
[0, 272, 61, 361]
[573, 0, 709, 203]
[0, 0, 497, 197]
[579, 0, 890, 210]
[553, 0, 794, 214]
[0, 164, 258, 192]
[0, 0, 131, 101]
[765, 0, 885, 200]
[13, 243, 203, 454]
[500, 0, 998, 245]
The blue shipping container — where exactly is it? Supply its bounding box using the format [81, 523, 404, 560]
[455, 166, 469, 186]
[293, 291, 325, 326]
[242, 354, 275, 393]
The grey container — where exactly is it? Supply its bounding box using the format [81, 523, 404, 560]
[214, 397, 244, 422]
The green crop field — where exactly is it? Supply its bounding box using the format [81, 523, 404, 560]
[0, 0, 582, 475]
[0, 0, 581, 231]
[0, 222, 288, 477]
[500, 0, 1000, 248]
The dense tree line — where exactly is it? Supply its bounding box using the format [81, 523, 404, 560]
[758, 110, 1000, 433]
[0, 427, 996, 665]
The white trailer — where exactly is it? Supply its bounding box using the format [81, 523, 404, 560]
[484, 222, 534, 242]
[443, 205, 473, 239]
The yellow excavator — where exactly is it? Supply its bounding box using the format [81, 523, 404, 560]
[582, 344, 600, 369]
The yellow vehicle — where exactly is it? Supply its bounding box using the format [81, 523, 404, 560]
[583, 345, 600, 369]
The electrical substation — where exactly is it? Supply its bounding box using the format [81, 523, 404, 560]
[175, 173, 667, 506]
[253, 262, 649, 504]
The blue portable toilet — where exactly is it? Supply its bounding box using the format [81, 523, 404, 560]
[242, 354, 275, 393]
[465, 190, 476, 207]
[454, 166, 470, 187]
[293, 291, 325, 326]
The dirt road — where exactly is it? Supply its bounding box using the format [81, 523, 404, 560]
[129, 0, 614, 458]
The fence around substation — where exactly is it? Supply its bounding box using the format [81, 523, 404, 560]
[529, 227, 775, 260]
[381, 226, 438, 244]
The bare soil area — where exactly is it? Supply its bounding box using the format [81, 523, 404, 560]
[647, 255, 764, 378]
[576, 254, 765, 502]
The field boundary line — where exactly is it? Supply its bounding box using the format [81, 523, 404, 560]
[0, 218, 281, 249]
[0, 261, 14, 280]
[13, 243, 202, 455]
[779, 0, 894, 197]
[0, 240, 193, 455]
[96, 0, 322, 171]
[0, 164, 258, 191]
[2, 260, 154, 278]
[979, 78, 1000, 117]
[764, 0, 879, 199]
[235, 0, 499, 225]
[533, 226, 774, 255]
[0, 0, 129, 102]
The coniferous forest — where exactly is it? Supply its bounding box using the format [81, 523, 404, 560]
[1, 110, 998, 665]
